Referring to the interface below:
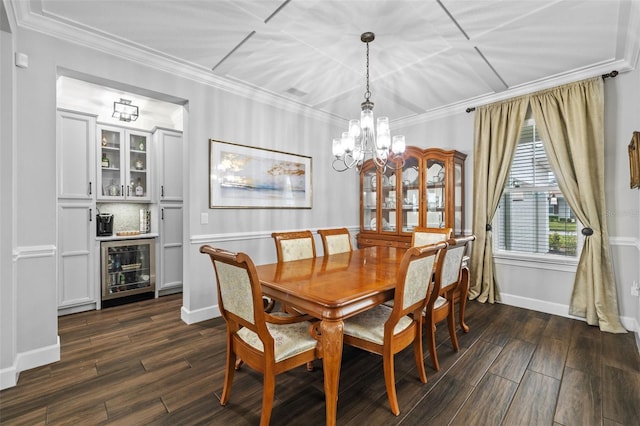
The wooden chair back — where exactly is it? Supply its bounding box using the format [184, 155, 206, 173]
[199, 246, 269, 337]
[411, 226, 452, 247]
[318, 228, 352, 255]
[272, 230, 316, 262]
[392, 241, 447, 318]
[438, 235, 473, 295]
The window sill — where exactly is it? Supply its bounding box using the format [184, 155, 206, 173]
[494, 250, 579, 273]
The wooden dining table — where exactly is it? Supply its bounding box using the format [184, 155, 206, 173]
[255, 245, 407, 426]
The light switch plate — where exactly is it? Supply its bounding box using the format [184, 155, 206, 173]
[200, 212, 209, 225]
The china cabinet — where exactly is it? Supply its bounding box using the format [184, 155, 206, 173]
[97, 124, 151, 202]
[357, 147, 466, 248]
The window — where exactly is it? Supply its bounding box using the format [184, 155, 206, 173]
[494, 118, 579, 258]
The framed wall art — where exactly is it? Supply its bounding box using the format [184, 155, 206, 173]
[629, 131, 640, 189]
[209, 139, 312, 208]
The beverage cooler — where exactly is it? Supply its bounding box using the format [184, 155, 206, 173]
[101, 238, 155, 303]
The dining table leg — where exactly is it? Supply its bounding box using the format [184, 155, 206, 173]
[321, 318, 344, 426]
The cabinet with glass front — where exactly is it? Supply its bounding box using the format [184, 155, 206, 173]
[357, 147, 466, 248]
[98, 124, 151, 202]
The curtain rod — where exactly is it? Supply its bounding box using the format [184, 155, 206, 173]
[465, 70, 619, 113]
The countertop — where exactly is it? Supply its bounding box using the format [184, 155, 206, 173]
[96, 233, 158, 242]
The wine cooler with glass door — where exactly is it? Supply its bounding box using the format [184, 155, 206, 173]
[101, 238, 155, 305]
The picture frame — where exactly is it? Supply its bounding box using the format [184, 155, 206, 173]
[209, 139, 312, 208]
[629, 131, 640, 189]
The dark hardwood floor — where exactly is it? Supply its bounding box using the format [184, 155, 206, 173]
[1, 294, 639, 425]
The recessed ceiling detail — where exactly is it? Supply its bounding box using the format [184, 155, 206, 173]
[15, 0, 640, 124]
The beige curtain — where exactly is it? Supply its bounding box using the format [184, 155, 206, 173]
[530, 77, 625, 333]
[469, 98, 528, 303]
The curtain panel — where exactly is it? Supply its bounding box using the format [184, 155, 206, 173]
[469, 98, 528, 303]
[471, 77, 625, 333]
[530, 77, 625, 333]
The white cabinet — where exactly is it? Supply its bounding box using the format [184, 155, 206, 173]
[56, 110, 97, 313]
[154, 128, 183, 202]
[98, 124, 151, 202]
[58, 203, 95, 308]
[154, 128, 183, 294]
[158, 204, 183, 293]
[57, 110, 96, 200]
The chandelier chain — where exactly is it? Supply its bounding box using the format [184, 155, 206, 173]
[364, 41, 371, 101]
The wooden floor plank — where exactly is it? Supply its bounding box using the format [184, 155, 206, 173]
[602, 364, 640, 425]
[554, 366, 603, 426]
[502, 370, 560, 425]
[528, 336, 569, 379]
[449, 373, 518, 426]
[487, 338, 537, 383]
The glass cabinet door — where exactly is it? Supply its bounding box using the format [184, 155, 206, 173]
[128, 131, 149, 199]
[426, 159, 446, 228]
[454, 160, 464, 235]
[380, 166, 397, 233]
[100, 128, 123, 198]
[362, 168, 377, 231]
[400, 156, 420, 233]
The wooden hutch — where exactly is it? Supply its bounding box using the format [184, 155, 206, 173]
[357, 147, 467, 248]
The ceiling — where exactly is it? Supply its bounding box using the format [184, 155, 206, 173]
[10, 0, 640, 125]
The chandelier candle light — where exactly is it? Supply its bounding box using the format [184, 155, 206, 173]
[332, 32, 406, 172]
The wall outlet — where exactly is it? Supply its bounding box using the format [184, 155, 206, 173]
[200, 212, 209, 225]
[632, 281, 639, 297]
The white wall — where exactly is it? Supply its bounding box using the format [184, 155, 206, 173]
[0, 1, 17, 389]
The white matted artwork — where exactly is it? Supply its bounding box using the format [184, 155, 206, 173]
[209, 139, 312, 209]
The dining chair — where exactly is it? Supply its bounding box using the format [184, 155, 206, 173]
[411, 226, 453, 247]
[318, 227, 353, 255]
[271, 230, 318, 370]
[342, 241, 447, 416]
[199, 245, 319, 426]
[272, 230, 316, 262]
[424, 235, 475, 371]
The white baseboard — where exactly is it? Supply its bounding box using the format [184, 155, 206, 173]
[0, 337, 60, 390]
[180, 304, 220, 324]
[500, 293, 639, 333]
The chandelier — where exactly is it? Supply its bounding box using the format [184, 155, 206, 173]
[331, 32, 406, 172]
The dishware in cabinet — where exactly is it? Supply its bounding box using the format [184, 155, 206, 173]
[98, 124, 151, 201]
[101, 238, 156, 300]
